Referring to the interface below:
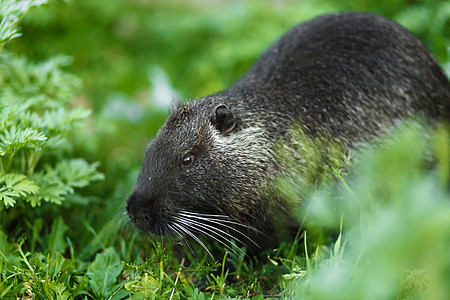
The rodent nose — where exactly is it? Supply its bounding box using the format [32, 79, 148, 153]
[127, 208, 154, 232]
[126, 193, 154, 232]
[130, 210, 150, 224]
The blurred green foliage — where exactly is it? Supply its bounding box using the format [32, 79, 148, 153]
[289, 123, 450, 299]
[14, 0, 449, 107]
[0, 0, 449, 298]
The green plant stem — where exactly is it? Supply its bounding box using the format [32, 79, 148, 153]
[169, 258, 185, 300]
[20, 151, 25, 172]
[1, 208, 5, 231]
[160, 258, 164, 292]
[5, 148, 17, 173]
[287, 228, 304, 268]
[304, 231, 311, 271]
[17, 242, 34, 274]
[27, 150, 42, 175]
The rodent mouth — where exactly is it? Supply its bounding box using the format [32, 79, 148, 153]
[126, 194, 172, 236]
[128, 209, 173, 237]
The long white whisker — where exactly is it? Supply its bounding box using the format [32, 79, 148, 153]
[167, 223, 195, 256]
[173, 223, 214, 259]
[167, 223, 182, 238]
[177, 212, 260, 248]
[175, 216, 244, 256]
[178, 211, 262, 233]
[120, 217, 130, 231]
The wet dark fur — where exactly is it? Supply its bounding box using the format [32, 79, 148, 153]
[127, 12, 450, 253]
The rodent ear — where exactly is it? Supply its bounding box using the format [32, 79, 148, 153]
[211, 104, 236, 136]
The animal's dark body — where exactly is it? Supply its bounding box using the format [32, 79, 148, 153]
[127, 12, 450, 254]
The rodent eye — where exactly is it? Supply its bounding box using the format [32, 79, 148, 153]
[181, 153, 195, 166]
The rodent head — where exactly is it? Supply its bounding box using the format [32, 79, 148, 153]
[126, 97, 277, 253]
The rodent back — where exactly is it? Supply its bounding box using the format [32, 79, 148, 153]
[230, 11, 450, 142]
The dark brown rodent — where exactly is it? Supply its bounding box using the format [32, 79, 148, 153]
[126, 12, 450, 253]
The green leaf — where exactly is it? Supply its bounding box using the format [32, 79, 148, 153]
[87, 247, 123, 299]
[0, 173, 40, 195]
[109, 289, 131, 300]
[26, 158, 103, 206]
[42, 107, 91, 135]
[0, 0, 48, 16]
[0, 125, 47, 156]
[0, 192, 16, 207]
[48, 217, 68, 254]
[49, 159, 105, 189]
[0, 15, 21, 44]
[0, 230, 19, 265]
[28, 172, 73, 206]
[0, 0, 49, 45]
[0, 172, 39, 207]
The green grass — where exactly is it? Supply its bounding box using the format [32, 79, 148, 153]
[1, 0, 449, 299]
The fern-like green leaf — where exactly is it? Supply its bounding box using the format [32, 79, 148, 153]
[0, 190, 17, 207]
[42, 107, 91, 134]
[0, 54, 79, 105]
[0, 172, 39, 208]
[0, 125, 47, 156]
[0, 15, 21, 44]
[49, 159, 105, 188]
[0, 0, 49, 45]
[27, 160, 104, 207]
[28, 172, 72, 206]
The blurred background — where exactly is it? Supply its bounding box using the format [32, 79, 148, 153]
[12, 0, 449, 204]
[1, 0, 448, 297]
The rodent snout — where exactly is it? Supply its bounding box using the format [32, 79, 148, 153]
[126, 193, 155, 233]
[126, 192, 171, 236]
